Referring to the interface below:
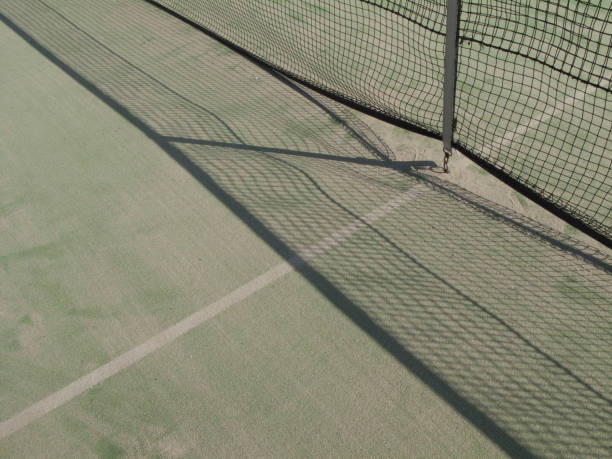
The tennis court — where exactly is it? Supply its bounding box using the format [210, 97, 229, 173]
[1, 1, 611, 457]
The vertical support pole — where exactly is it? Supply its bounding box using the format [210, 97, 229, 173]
[442, 0, 460, 173]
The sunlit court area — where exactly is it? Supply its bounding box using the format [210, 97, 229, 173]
[1, 1, 611, 457]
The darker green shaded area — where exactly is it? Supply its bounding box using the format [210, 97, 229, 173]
[0, 242, 63, 266]
[95, 437, 125, 459]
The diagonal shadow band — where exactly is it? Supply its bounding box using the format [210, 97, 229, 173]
[2, 1, 611, 456]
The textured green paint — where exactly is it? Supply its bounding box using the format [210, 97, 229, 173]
[95, 438, 125, 459]
[0, 3, 281, 423]
[1, 1, 610, 457]
[512, 191, 529, 210]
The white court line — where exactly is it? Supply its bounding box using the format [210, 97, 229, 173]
[482, 74, 611, 156]
[0, 184, 426, 440]
[5, 65, 606, 443]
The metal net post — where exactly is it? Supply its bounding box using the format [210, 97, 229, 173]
[442, 0, 460, 173]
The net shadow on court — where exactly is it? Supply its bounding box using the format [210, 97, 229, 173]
[1, 1, 611, 457]
[145, 0, 612, 244]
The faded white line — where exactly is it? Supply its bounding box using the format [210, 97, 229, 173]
[482, 74, 610, 156]
[0, 184, 426, 440]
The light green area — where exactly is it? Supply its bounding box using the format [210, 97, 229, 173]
[1, 1, 611, 457]
[0, 7, 283, 422]
[564, 223, 579, 236]
[469, 163, 489, 176]
[512, 191, 529, 210]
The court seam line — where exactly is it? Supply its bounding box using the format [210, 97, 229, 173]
[0, 185, 426, 440]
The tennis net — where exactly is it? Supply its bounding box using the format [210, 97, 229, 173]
[145, 0, 611, 245]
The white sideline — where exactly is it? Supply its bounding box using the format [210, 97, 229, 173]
[0, 185, 426, 440]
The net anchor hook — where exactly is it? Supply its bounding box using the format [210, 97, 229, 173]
[443, 147, 452, 173]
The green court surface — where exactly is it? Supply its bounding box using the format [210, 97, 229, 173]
[1, 1, 611, 457]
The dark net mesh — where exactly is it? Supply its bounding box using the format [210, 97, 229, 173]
[456, 1, 611, 240]
[146, 0, 611, 243]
